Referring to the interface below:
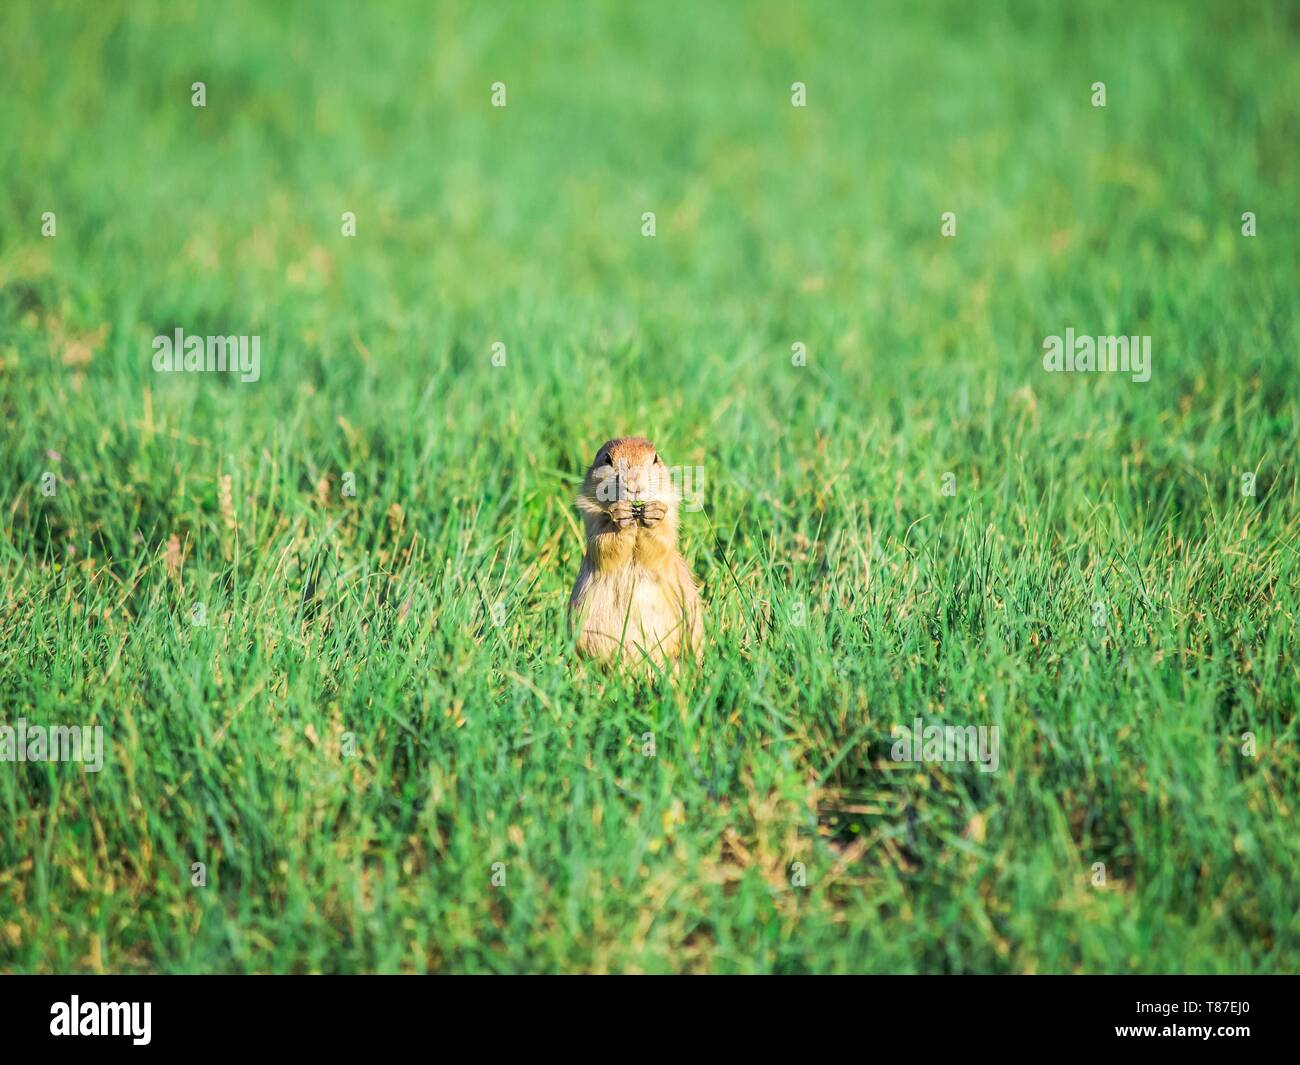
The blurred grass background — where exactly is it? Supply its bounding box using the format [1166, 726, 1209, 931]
[0, 0, 1297, 972]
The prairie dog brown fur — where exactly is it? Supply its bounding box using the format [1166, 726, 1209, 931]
[568, 437, 704, 671]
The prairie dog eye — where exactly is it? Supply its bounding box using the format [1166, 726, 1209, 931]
[600, 453, 613, 468]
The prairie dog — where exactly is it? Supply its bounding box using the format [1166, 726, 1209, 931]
[568, 437, 704, 671]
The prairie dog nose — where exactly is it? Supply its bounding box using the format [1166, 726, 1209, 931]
[620, 470, 648, 500]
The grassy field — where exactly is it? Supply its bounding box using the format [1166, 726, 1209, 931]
[1, 0, 1297, 974]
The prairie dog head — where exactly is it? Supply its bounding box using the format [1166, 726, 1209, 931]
[577, 436, 677, 534]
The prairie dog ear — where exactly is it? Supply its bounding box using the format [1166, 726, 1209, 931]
[590, 440, 619, 470]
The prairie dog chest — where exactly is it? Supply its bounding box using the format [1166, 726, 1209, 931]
[582, 559, 679, 635]
[600, 561, 670, 613]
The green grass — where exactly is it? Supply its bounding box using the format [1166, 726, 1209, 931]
[1, 0, 1298, 973]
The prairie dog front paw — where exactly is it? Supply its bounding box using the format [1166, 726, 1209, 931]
[637, 501, 667, 527]
[609, 500, 637, 528]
